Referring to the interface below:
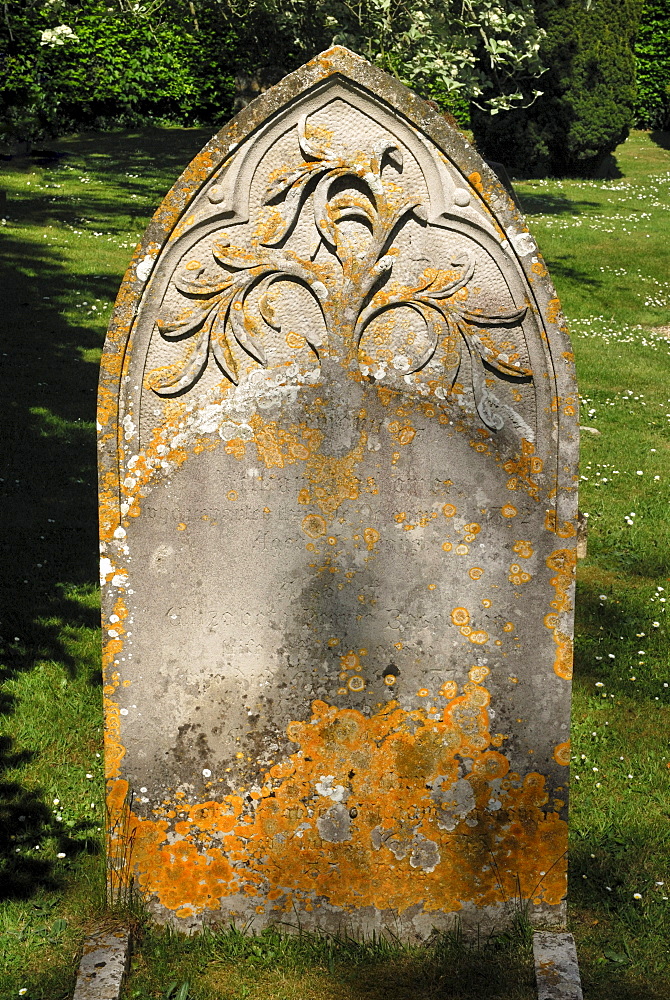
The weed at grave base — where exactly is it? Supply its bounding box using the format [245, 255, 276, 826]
[125, 916, 535, 1000]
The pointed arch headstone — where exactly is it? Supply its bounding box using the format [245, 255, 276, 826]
[99, 47, 579, 936]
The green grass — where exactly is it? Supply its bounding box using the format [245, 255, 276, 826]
[1, 127, 669, 999]
[122, 918, 536, 1000]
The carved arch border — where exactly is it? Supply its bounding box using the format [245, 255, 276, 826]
[99, 47, 578, 536]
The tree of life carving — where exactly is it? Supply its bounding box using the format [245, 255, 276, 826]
[148, 116, 532, 431]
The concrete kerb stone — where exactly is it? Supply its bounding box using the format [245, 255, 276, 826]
[533, 931, 583, 1000]
[72, 928, 131, 1000]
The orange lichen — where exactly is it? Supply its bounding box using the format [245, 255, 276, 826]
[467, 171, 484, 196]
[509, 563, 531, 586]
[551, 395, 578, 418]
[302, 514, 327, 538]
[363, 527, 380, 550]
[376, 386, 397, 407]
[225, 438, 247, 460]
[387, 421, 417, 447]
[546, 549, 575, 614]
[252, 418, 321, 470]
[503, 439, 542, 499]
[109, 684, 567, 920]
[100, 593, 131, 782]
[553, 741, 570, 766]
[545, 549, 576, 680]
[547, 298, 561, 325]
[551, 633, 574, 681]
[544, 510, 577, 539]
[306, 431, 367, 519]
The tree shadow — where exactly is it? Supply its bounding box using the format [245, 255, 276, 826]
[649, 131, 670, 152]
[574, 572, 669, 707]
[517, 190, 601, 217]
[0, 232, 108, 901]
[569, 824, 670, 999]
[538, 255, 603, 288]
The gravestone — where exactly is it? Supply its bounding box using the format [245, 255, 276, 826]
[99, 47, 579, 937]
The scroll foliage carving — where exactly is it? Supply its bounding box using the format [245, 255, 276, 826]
[148, 116, 532, 430]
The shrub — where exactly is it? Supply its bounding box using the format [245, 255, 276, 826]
[635, 0, 670, 130]
[471, 0, 642, 177]
[0, 1, 238, 144]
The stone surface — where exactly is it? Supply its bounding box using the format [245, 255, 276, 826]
[72, 929, 130, 1000]
[533, 931, 583, 1000]
[99, 46, 579, 936]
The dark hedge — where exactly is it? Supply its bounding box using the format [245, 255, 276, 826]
[0, 0, 472, 145]
[635, 0, 670, 129]
[3, 0, 662, 168]
[471, 0, 642, 177]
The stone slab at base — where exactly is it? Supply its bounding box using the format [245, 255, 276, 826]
[533, 932, 583, 1000]
[72, 929, 131, 1000]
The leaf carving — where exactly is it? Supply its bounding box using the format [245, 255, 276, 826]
[149, 115, 534, 431]
[148, 308, 215, 395]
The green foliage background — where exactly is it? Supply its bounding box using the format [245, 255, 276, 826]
[1, 0, 480, 145]
[471, 0, 642, 176]
[0, 1, 667, 195]
[635, 0, 670, 129]
[0, 1, 241, 143]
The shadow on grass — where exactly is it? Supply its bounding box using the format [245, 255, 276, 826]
[5, 127, 214, 247]
[540, 255, 604, 289]
[649, 130, 670, 152]
[0, 230, 105, 899]
[517, 190, 601, 216]
[127, 923, 538, 1000]
[573, 573, 669, 704]
[569, 825, 670, 999]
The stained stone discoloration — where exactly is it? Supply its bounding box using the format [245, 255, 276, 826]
[99, 47, 578, 937]
[533, 932, 583, 1000]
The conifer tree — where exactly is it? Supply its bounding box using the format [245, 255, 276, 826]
[635, 0, 670, 129]
[472, 0, 642, 176]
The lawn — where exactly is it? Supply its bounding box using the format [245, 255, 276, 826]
[0, 127, 669, 1000]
